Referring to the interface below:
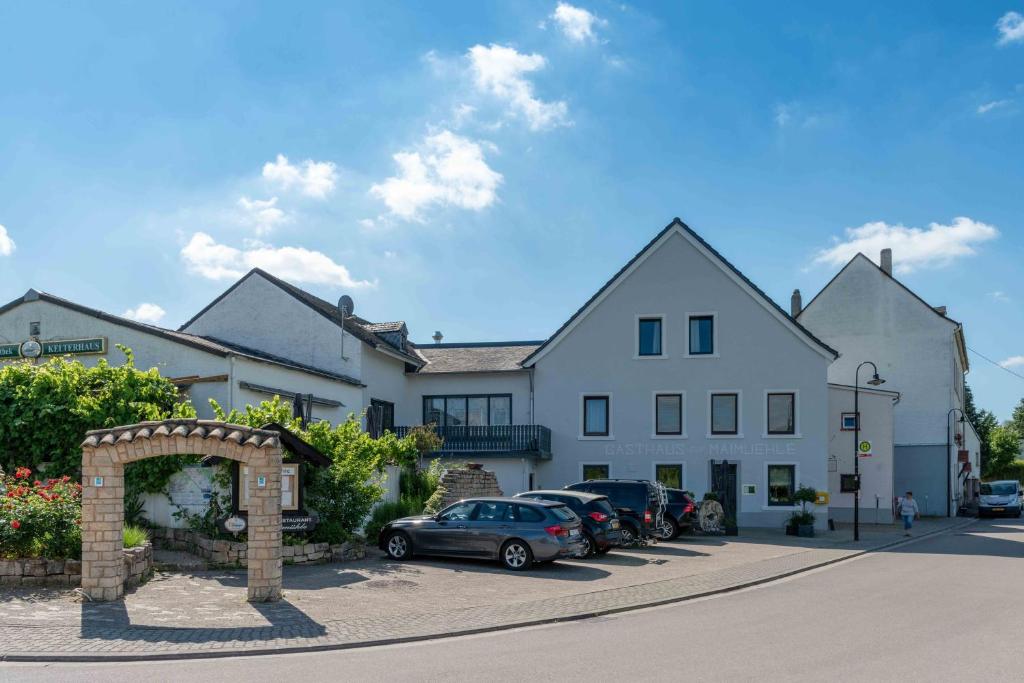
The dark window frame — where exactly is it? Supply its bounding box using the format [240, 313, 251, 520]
[710, 392, 739, 435]
[654, 463, 684, 489]
[655, 393, 683, 435]
[688, 315, 715, 356]
[637, 316, 664, 357]
[841, 412, 859, 431]
[370, 398, 395, 434]
[582, 395, 610, 437]
[767, 464, 796, 507]
[581, 463, 611, 480]
[421, 393, 513, 427]
[766, 392, 796, 435]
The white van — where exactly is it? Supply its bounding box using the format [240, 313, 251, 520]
[978, 480, 1022, 518]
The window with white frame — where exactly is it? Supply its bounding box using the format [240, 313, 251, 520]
[655, 393, 683, 435]
[841, 412, 858, 431]
[710, 392, 739, 435]
[767, 464, 796, 506]
[766, 392, 796, 435]
[637, 316, 664, 357]
[582, 395, 610, 437]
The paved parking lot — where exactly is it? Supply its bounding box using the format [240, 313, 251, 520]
[0, 518, 967, 660]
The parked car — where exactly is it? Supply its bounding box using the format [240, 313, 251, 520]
[978, 480, 1022, 518]
[514, 490, 622, 556]
[563, 479, 665, 546]
[378, 497, 585, 570]
[656, 488, 697, 540]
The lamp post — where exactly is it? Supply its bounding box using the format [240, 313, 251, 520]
[946, 408, 965, 518]
[854, 361, 885, 541]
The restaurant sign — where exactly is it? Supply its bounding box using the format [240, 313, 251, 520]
[0, 337, 106, 359]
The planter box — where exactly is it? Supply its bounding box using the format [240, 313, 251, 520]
[797, 524, 815, 538]
[785, 524, 798, 536]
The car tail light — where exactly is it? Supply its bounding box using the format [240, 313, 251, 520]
[644, 509, 652, 523]
[683, 502, 695, 514]
[545, 524, 567, 537]
[588, 511, 609, 522]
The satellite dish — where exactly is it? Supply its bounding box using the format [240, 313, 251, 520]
[337, 295, 355, 318]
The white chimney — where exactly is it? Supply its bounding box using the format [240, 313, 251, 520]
[880, 248, 893, 276]
[790, 289, 802, 317]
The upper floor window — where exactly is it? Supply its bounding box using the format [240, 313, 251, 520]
[766, 392, 796, 435]
[637, 317, 664, 357]
[688, 315, 715, 355]
[583, 395, 610, 437]
[423, 395, 512, 427]
[710, 392, 738, 435]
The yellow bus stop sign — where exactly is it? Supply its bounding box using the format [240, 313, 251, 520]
[858, 440, 873, 457]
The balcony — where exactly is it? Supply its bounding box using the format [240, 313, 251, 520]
[393, 424, 552, 459]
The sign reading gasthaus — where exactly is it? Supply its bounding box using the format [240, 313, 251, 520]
[0, 337, 106, 358]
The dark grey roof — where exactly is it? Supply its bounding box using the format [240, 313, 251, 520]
[411, 341, 543, 374]
[522, 218, 839, 365]
[179, 269, 424, 367]
[0, 289, 364, 386]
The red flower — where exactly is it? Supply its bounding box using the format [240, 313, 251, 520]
[10, 520, 20, 530]
[14, 467, 31, 480]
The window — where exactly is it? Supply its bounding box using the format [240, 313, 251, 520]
[841, 412, 858, 431]
[369, 399, 395, 435]
[767, 392, 795, 435]
[710, 393, 739, 435]
[582, 463, 610, 480]
[439, 502, 477, 521]
[637, 317, 664, 357]
[655, 464, 683, 489]
[474, 501, 510, 521]
[583, 396, 610, 436]
[422, 395, 513, 427]
[516, 505, 545, 523]
[767, 465, 796, 506]
[688, 315, 714, 355]
[655, 393, 683, 435]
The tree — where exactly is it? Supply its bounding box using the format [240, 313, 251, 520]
[1011, 398, 1024, 438]
[987, 424, 1022, 478]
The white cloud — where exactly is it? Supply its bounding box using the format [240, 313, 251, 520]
[370, 130, 503, 220]
[467, 44, 570, 131]
[774, 104, 792, 127]
[551, 3, 607, 43]
[996, 11, 1024, 45]
[122, 303, 166, 324]
[1000, 355, 1024, 369]
[813, 217, 999, 274]
[452, 103, 477, 127]
[977, 99, 1010, 114]
[989, 290, 1010, 303]
[0, 224, 14, 256]
[237, 196, 288, 235]
[262, 154, 338, 199]
[180, 232, 374, 287]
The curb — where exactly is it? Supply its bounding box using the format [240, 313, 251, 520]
[2, 518, 976, 663]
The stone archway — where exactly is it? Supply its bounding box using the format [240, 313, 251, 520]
[80, 420, 283, 602]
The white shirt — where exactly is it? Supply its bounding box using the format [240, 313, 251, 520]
[898, 497, 919, 517]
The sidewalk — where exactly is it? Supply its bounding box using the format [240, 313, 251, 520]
[0, 517, 972, 661]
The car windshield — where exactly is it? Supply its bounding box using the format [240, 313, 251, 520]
[549, 505, 578, 522]
[981, 483, 1017, 496]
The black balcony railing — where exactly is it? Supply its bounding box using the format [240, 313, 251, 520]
[392, 424, 552, 459]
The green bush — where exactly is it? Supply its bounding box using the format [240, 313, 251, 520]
[989, 460, 1024, 483]
[123, 524, 149, 548]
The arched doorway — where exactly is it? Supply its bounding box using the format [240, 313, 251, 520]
[80, 419, 283, 602]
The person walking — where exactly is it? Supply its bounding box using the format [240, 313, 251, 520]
[897, 491, 920, 536]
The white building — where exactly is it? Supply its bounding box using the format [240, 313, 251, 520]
[797, 248, 979, 516]
[2, 218, 917, 528]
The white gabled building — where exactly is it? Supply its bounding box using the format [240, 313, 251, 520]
[796, 249, 980, 516]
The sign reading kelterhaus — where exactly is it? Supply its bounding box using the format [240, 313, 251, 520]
[0, 337, 106, 359]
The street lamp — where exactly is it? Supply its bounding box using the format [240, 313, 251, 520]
[946, 408, 965, 518]
[854, 361, 885, 542]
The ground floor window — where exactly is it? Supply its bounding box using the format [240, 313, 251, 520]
[767, 464, 795, 506]
[654, 463, 683, 489]
[582, 463, 610, 480]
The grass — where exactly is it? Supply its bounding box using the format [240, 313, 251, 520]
[123, 524, 150, 548]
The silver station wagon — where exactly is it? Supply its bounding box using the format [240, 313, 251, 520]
[378, 497, 586, 570]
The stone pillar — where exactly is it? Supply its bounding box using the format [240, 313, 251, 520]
[80, 450, 125, 602]
[245, 446, 283, 602]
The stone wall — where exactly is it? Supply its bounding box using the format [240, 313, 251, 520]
[0, 542, 153, 589]
[151, 527, 365, 566]
[439, 465, 504, 509]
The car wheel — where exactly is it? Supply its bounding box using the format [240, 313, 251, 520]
[657, 517, 679, 541]
[595, 545, 612, 555]
[500, 539, 534, 571]
[619, 524, 638, 547]
[384, 531, 412, 561]
[580, 532, 597, 558]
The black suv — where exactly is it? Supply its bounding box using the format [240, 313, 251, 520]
[515, 490, 622, 556]
[657, 488, 697, 540]
[564, 479, 664, 546]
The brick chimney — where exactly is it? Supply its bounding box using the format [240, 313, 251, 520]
[790, 289, 802, 317]
[880, 248, 893, 276]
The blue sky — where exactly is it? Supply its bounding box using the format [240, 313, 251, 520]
[1, 2, 1022, 419]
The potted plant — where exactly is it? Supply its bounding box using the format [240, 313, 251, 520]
[724, 516, 738, 536]
[788, 485, 819, 537]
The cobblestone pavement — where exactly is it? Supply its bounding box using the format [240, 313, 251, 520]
[0, 518, 971, 661]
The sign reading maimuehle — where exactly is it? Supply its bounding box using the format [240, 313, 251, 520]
[0, 337, 106, 359]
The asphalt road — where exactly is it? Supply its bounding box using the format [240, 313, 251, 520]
[5, 518, 1022, 682]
